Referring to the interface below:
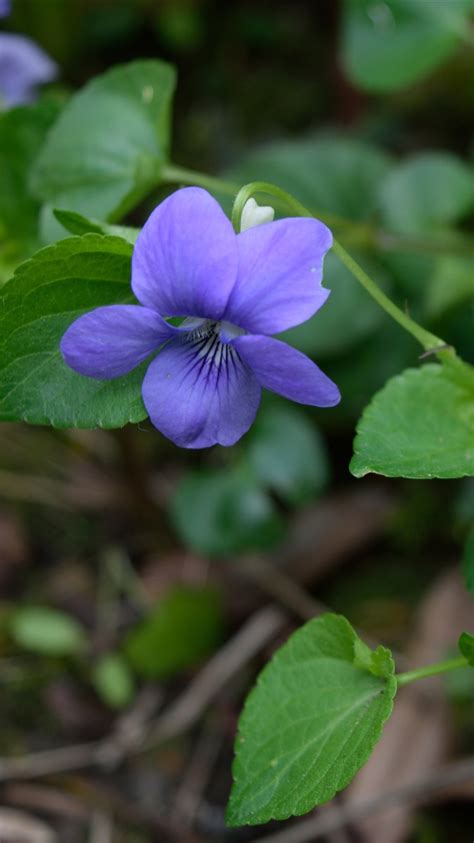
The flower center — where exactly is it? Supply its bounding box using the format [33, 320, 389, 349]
[182, 318, 245, 369]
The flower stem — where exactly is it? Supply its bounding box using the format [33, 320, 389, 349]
[161, 163, 240, 198]
[396, 656, 469, 687]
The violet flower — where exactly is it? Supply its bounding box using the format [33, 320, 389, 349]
[0, 1, 11, 19]
[61, 188, 340, 448]
[0, 32, 58, 106]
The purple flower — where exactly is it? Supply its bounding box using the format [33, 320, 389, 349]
[61, 188, 340, 448]
[0, 32, 58, 106]
[0, 0, 11, 20]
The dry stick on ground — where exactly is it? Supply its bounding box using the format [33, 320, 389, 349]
[0, 605, 286, 782]
[247, 757, 474, 843]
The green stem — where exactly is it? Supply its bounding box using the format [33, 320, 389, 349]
[396, 656, 469, 687]
[161, 163, 240, 199]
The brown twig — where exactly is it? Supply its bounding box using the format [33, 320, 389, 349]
[248, 757, 474, 843]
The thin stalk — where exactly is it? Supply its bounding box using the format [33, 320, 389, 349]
[396, 655, 469, 687]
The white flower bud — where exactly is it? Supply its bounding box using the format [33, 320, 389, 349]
[240, 197, 275, 232]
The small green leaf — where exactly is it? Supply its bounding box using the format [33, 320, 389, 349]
[31, 60, 176, 230]
[92, 653, 135, 709]
[426, 257, 474, 319]
[379, 153, 474, 235]
[125, 586, 223, 679]
[353, 638, 395, 679]
[10, 606, 86, 656]
[342, 0, 472, 93]
[351, 364, 474, 480]
[54, 209, 140, 244]
[227, 613, 396, 826]
[0, 234, 147, 428]
[245, 405, 329, 505]
[458, 632, 474, 666]
[170, 467, 284, 557]
[462, 526, 474, 595]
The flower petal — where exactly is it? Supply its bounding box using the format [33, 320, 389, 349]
[232, 335, 340, 407]
[0, 33, 58, 106]
[142, 336, 261, 448]
[224, 217, 332, 334]
[132, 187, 238, 321]
[61, 305, 175, 379]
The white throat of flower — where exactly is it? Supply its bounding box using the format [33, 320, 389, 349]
[240, 197, 275, 232]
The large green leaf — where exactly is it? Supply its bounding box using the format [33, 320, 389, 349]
[0, 234, 147, 428]
[379, 153, 474, 235]
[342, 0, 473, 92]
[31, 61, 176, 231]
[125, 586, 223, 679]
[227, 134, 392, 221]
[227, 613, 396, 826]
[351, 364, 474, 479]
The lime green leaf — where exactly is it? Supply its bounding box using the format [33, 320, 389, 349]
[458, 632, 474, 666]
[342, 0, 471, 92]
[92, 653, 135, 709]
[462, 525, 474, 595]
[228, 134, 392, 221]
[10, 606, 86, 656]
[379, 153, 474, 235]
[170, 467, 284, 557]
[125, 586, 223, 679]
[54, 209, 140, 244]
[31, 60, 176, 229]
[353, 638, 395, 679]
[351, 364, 474, 479]
[0, 234, 147, 428]
[227, 613, 396, 826]
[245, 405, 329, 505]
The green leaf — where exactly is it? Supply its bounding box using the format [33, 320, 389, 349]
[458, 632, 474, 666]
[379, 153, 474, 235]
[227, 613, 396, 826]
[353, 638, 395, 679]
[31, 60, 176, 231]
[92, 653, 135, 709]
[125, 586, 223, 679]
[342, 0, 472, 92]
[280, 251, 390, 357]
[10, 606, 86, 656]
[245, 405, 329, 505]
[170, 467, 285, 557]
[0, 99, 60, 268]
[462, 525, 474, 595]
[0, 234, 147, 428]
[227, 134, 392, 221]
[54, 209, 140, 244]
[350, 364, 474, 480]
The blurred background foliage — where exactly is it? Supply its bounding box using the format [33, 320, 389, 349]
[0, 1, 473, 841]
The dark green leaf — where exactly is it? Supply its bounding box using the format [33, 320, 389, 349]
[342, 0, 473, 92]
[125, 586, 223, 679]
[10, 606, 86, 656]
[245, 405, 329, 505]
[351, 363, 474, 479]
[458, 632, 474, 666]
[31, 60, 176, 231]
[54, 209, 140, 243]
[227, 613, 396, 826]
[462, 525, 474, 595]
[0, 234, 147, 428]
[170, 467, 285, 557]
